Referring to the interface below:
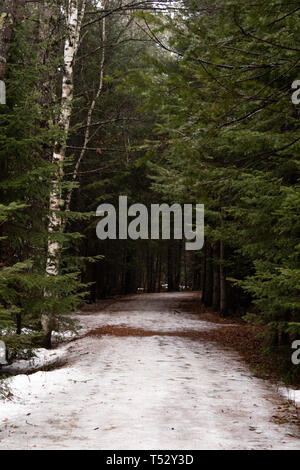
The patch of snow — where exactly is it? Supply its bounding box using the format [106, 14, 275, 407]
[52, 330, 77, 342]
[279, 387, 300, 406]
[0, 328, 34, 336]
[74, 293, 224, 335]
[1, 348, 67, 375]
[0, 293, 299, 450]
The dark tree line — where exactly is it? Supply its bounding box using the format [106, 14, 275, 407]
[0, 0, 299, 383]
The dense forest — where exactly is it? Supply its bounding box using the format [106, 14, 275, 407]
[0, 0, 299, 390]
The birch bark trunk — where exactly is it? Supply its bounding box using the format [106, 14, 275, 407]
[43, 0, 86, 348]
[65, 0, 107, 213]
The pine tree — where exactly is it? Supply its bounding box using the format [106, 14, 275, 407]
[127, 1, 300, 380]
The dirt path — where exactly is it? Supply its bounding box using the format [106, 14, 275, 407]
[0, 292, 299, 450]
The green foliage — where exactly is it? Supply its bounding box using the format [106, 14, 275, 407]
[127, 1, 300, 381]
[0, 1, 90, 356]
[1, 0, 299, 384]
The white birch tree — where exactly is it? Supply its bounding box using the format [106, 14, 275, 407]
[43, 0, 87, 348]
[65, 0, 107, 212]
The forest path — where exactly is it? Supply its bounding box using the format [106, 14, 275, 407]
[0, 292, 299, 450]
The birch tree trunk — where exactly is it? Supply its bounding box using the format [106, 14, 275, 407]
[43, 0, 86, 349]
[65, 0, 107, 213]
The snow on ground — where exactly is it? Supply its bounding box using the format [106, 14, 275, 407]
[76, 293, 226, 334]
[279, 388, 300, 407]
[1, 348, 67, 375]
[0, 293, 299, 450]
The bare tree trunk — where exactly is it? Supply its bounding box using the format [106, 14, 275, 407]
[65, 0, 107, 213]
[203, 242, 213, 307]
[220, 210, 227, 317]
[167, 243, 174, 292]
[183, 249, 187, 289]
[157, 252, 162, 292]
[200, 242, 206, 299]
[212, 242, 220, 311]
[36, 1, 60, 107]
[148, 252, 154, 293]
[42, 0, 86, 349]
[175, 240, 182, 291]
[0, 0, 25, 102]
[220, 239, 227, 316]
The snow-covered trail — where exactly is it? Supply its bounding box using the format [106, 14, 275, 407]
[0, 292, 299, 450]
